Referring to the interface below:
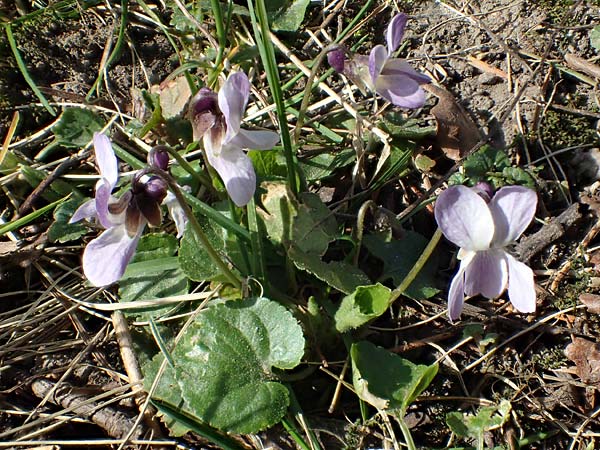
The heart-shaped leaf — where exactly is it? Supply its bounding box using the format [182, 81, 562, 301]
[173, 297, 305, 433]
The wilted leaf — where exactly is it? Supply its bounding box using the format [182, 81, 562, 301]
[580, 293, 600, 314]
[424, 84, 481, 161]
[565, 337, 600, 385]
[152, 76, 192, 120]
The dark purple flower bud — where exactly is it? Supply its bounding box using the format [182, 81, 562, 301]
[472, 182, 494, 203]
[144, 176, 168, 203]
[189, 87, 219, 141]
[190, 87, 218, 115]
[148, 145, 170, 171]
[327, 48, 346, 73]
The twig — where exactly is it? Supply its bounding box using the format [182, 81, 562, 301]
[17, 154, 87, 217]
[516, 203, 581, 263]
[31, 379, 143, 440]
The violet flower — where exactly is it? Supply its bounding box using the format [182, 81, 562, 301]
[189, 72, 280, 206]
[434, 184, 538, 321]
[70, 133, 187, 287]
[327, 13, 430, 108]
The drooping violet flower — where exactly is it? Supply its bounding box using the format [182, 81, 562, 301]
[70, 133, 187, 286]
[327, 13, 430, 108]
[188, 71, 280, 207]
[434, 184, 538, 321]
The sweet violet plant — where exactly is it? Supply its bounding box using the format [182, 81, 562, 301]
[189, 71, 280, 206]
[434, 184, 537, 321]
[70, 133, 187, 286]
[328, 13, 430, 108]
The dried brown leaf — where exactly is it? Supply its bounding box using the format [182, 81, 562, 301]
[565, 337, 600, 385]
[424, 84, 482, 161]
[580, 293, 600, 313]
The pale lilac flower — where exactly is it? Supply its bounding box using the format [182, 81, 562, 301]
[70, 133, 187, 287]
[434, 184, 538, 321]
[327, 13, 430, 108]
[189, 72, 280, 206]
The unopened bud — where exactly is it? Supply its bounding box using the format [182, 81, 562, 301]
[148, 145, 170, 171]
[144, 176, 168, 203]
[327, 48, 346, 73]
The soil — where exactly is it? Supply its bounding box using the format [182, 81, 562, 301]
[2, 0, 600, 449]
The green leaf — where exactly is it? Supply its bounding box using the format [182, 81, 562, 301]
[267, 0, 310, 31]
[52, 108, 104, 147]
[173, 297, 305, 433]
[143, 356, 191, 436]
[334, 284, 392, 332]
[178, 214, 229, 281]
[351, 341, 438, 415]
[299, 149, 355, 182]
[591, 25, 600, 51]
[289, 247, 371, 294]
[48, 198, 87, 243]
[119, 234, 188, 309]
[20, 165, 82, 202]
[446, 400, 512, 440]
[249, 150, 288, 180]
[381, 114, 436, 140]
[363, 232, 439, 300]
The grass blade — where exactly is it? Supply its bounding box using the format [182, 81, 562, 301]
[5, 24, 56, 116]
[246, 0, 299, 196]
[0, 196, 67, 237]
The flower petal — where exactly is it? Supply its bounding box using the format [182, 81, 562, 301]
[206, 144, 256, 207]
[229, 129, 280, 150]
[93, 133, 118, 188]
[70, 199, 97, 224]
[488, 186, 537, 246]
[380, 58, 431, 84]
[375, 73, 426, 108]
[506, 254, 536, 313]
[95, 179, 116, 229]
[82, 223, 144, 286]
[368, 45, 388, 85]
[218, 72, 250, 144]
[448, 256, 473, 322]
[434, 185, 495, 251]
[386, 13, 407, 54]
[164, 191, 188, 238]
[464, 249, 508, 299]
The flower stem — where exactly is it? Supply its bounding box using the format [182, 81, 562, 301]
[156, 169, 242, 290]
[163, 145, 214, 193]
[396, 416, 417, 450]
[389, 227, 442, 304]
